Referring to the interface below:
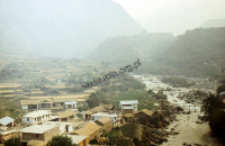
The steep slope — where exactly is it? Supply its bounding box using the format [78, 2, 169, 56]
[88, 32, 175, 64]
[0, 0, 143, 58]
[201, 18, 225, 28]
[136, 27, 225, 78]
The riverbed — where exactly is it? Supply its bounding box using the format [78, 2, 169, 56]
[132, 74, 222, 146]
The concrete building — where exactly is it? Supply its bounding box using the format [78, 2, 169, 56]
[54, 110, 76, 121]
[79, 107, 105, 120]
[20, 125, 59, 146]
[70, 121, 100, 141]
[53, 98, 77, 108]
[42, 121, 75, 134]
[64, 101, 77, 109]
[134, 109, 154, 119]
[39, 99, 54, 109]
[91, 112, 122, 126]
[0, 126, 17, 141]
[95, 117, 113, 133]
[22, 110, 58, 125]
[0, 116, 17, 140]
[119, 100, 138, 113]
[67, 135, 89, 146]
[0, 117, 15, 127]
[20, 100, 39, 110]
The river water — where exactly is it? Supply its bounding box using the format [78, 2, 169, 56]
[132, 74, 201, 111]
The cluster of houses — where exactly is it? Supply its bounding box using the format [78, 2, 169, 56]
[20, 98, 78, 110]
[0, 100, 155, 146]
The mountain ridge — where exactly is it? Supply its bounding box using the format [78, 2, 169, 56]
[0, 0, 143, 58]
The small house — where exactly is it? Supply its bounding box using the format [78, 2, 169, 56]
[119, 100, 138, 113]
[55, 110, 76, 121]
[0, 117, 16, 140]
[39, 98, 54, 109]
[64, 101, 77, 109]
[134, 109, 154, 119]
[95, 117, 113, 133]
[54, 98, 77, 108]
[42, 121, 75, 134]
[20, 125, 59, 146]
[80, 107, 106, 120]
[20, 100, 39, 110]
[123, 113, 135, 122]
[91, 111, 122, 126]
[67, 135, 89, 146]
[22, 110, 57, 125]
[0, 116, 15, 127]
[0, 126, 17, 141]
[70, 121, 100, 141]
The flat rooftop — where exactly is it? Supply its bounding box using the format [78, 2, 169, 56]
[120, 100, 138, 104]
[20, 125, 58, 134]
[67, 135, 88, 144]
[23, 110, 51, 118]
[91, 112, 119, 117]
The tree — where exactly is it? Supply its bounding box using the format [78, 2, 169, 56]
[216, 85, 225, 96]
[4, 137, 21, 146]
[46, 135, 76, 146]
[199, 94, 225, 142]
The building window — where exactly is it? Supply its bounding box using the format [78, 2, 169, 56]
[36, 134, 39, 137]
[27, 118, 29, 122]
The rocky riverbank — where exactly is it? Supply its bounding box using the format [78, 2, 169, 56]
[132, 74, 223, 146]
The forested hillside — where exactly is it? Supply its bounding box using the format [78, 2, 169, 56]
[136, 27, 225, 79]
[89, 32, 174, 64]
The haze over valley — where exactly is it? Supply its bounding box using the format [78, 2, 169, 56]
[1, 0, 225, 146]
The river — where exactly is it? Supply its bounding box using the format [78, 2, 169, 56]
[132, 74, 222, 146]
[132, 74, 201, 111]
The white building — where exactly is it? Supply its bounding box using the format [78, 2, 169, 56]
[0, 116, 16, 139]
[22, 110, 58, 125]
[91, 112, 121, 126]
[42, 121, 74, 134]
[0, 116, 15, 127]
[19, 125, 59, 145]
[64, 101, 77, 109]
[20, 100, 39, 110]
[119, 100, 138, 112]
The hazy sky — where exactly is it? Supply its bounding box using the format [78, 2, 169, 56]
[113, 0, 225, 35]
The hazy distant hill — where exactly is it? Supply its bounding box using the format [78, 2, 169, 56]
[137, 27, 225, 78]
[201, 18, 225, 28]
[88, 32, 174, 64]
[0, 0, 143, 58]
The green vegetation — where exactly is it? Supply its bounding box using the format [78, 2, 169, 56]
[107, 123, 138, 139]
[0, 98, 25, 119]
[136, 27, 225, 80]
[199, 94, 225, 142]
[161, 76, 188, 87]
[99, 73, 146, 91]
[46, 135, 76, 146]
[0, 63, 23, 80]
[86, 90, 107, 109]
[3, 137, 21, 146]
[89, 32, 174, 64]
[107, 130, 122, 137]
[216, 85, 225, 96]
[120, 123, 138, 139]
[109, 90, 160, 110]
[86, 73, 146, 109]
